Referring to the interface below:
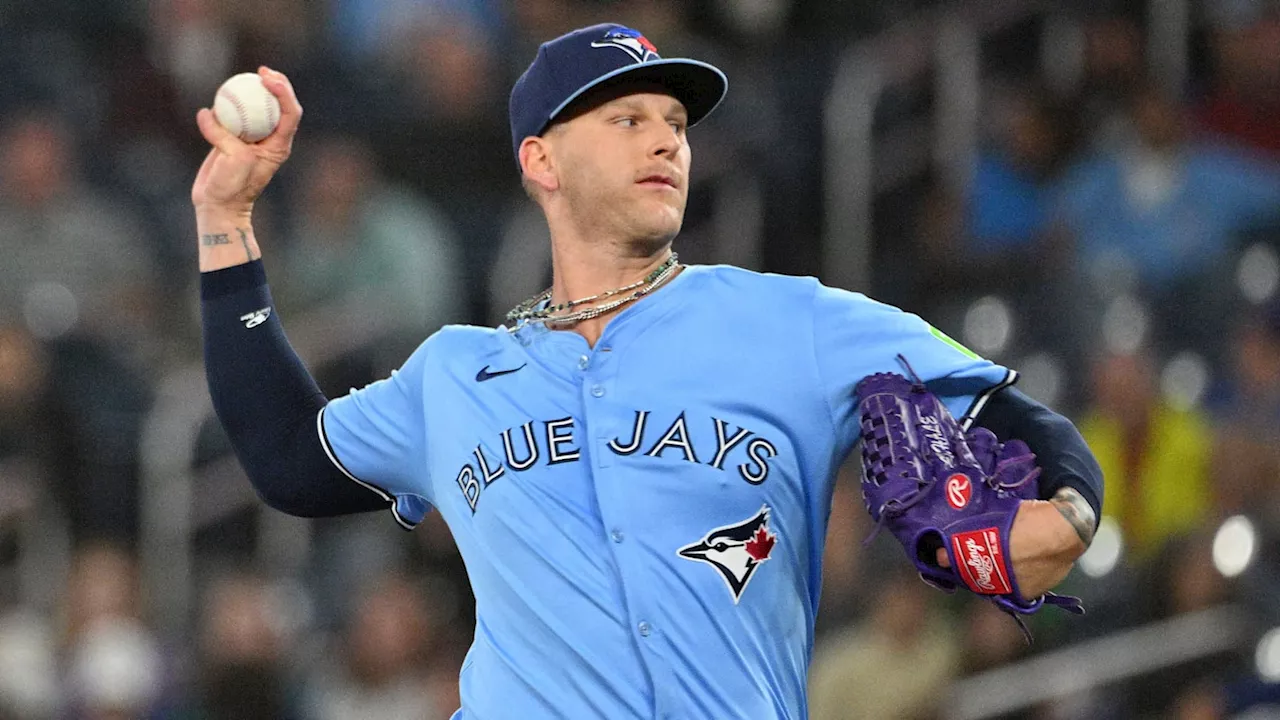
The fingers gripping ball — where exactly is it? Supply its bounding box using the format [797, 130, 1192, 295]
[854, 361, 1082, 640]
[213, 73, 281, 143]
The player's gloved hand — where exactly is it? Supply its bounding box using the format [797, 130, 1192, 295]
[192, 66, 302, 218]
[937, 499, 1085, 599]
[855, 360, 1085, 640]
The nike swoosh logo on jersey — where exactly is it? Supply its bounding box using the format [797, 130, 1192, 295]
[476, 364, 527, 382]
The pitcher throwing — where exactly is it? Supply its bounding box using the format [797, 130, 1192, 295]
[194, 23, 1102, 719]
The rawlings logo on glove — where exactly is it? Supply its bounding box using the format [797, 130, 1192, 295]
[855, 359, 1082, 640]
[953, 529, 1010, 594]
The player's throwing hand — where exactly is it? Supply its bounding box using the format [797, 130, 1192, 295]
[192, 66, 302, 216]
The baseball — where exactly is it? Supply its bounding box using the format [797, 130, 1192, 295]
[213, 73, 281, 143]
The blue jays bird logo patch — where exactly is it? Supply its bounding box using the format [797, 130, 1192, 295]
[678, 506, 777, 603]
[590, 27, 661, 63]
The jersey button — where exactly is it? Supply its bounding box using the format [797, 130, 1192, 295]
[577, 355, 589, 370]
[590, 385, 605, 398]
[610, 529, 624, 543]
[638, 621, 651, 637]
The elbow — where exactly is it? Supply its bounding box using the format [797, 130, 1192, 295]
[247, 472, 314, 517]
[242, 456, 323, 517]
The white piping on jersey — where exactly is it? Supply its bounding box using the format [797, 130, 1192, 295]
[959, 368, 1019, 431]
[316, 406, 417, 531]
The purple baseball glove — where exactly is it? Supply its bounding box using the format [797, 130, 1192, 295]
[855, 366, 1082, 637]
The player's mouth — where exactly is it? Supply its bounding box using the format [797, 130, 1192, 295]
[636, 174, 678, 190]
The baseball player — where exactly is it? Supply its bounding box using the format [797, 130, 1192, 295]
[194, 24, 1102, 719]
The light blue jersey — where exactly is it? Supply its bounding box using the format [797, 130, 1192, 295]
[320, 265, 1013, 719]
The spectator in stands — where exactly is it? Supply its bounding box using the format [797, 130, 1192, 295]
[1196, 0, 1280, 158]
[1169, 681, 1227, 720]
[327, 0, 504, 65]
[66, 620, 163, 720]
[275, 133, 463, 364]
[958, 601, 1032, 677]
[0, 324, 50, 477]
[908, 86, 1087, 371]
[1055, 82, 1280, 294]
[967, 85, 1076, 252]
[61, 544, 164, 720]
[0, 322, 147, 544]
[1148, 530, 1229, 620]
[372, 11, 511, 285]
[1078, 350, 1214, 559]
[300, 573, 439, 720]
[0, 109, 159, 356]
[1206, 301, 1280, 519]
[189, 571, 295, 720]
[807, 565, 959, 720]
[0, 604, 57, 719]
[143, 0, 236, 110]
[1071, 9, 1145, 152]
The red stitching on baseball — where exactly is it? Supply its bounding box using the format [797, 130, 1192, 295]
[217, 87, 251, 141]
[264, 87, 278, 133]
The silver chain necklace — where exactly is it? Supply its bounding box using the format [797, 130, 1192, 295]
[506, 252, 680, 328]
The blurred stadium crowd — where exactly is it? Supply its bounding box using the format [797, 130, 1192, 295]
[0, 0, 1279, 718]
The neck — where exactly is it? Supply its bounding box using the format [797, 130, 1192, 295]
[546, 227, 677, 347]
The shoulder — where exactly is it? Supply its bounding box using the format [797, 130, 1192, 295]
[394, 323, 507, 376]
[685, 264, 898, 322]
[372, 323, 529, 396]
[421, 323, 507, 353]
[684, 264, 823, 305]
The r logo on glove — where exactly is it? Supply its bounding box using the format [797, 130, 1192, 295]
[945, 473, 971, 509]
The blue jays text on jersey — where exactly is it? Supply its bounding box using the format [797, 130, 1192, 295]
[319, 265, 1014, 720]
[452, 409, 781, 514]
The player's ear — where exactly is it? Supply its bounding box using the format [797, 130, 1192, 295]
[519, 136, 559, 195]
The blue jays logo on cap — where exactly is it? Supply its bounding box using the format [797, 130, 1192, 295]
[590, 27, 660, 63]
[508, 23, 729, 164]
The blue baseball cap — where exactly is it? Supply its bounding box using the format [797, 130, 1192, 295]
[508, 23, 728, 164]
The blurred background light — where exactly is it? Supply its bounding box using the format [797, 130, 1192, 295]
[1237, 243, 1280, 305]
[1213, 515, 1257, 579]
[1101, 295, 1149, 356]
[1256, 627, 1280, 682]
[1160, 351, 1210, 410]
[963, 295, 1013, 357]
[1078, 516, 1123, 579]
[21, 282, 78, 341]
[1015, 351, 1064, 407]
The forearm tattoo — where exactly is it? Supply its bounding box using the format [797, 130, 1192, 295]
[1050, 487, 1097, 547]
[201, 228, 256, 261]
[237, 227, 254, 259]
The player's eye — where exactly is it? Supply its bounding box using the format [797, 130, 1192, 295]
[615, 116, 637, 127]
[668, 121, 686, 134]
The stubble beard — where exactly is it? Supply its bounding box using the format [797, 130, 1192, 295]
[567, 181, 683, 259]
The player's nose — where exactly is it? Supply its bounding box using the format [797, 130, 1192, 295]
[649, 125, 680, 158]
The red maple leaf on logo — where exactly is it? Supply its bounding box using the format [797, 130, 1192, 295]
[745, 526, 776, 562]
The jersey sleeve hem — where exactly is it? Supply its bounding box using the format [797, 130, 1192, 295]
[317, 406, 423, 531]
[958, 368, 1019, 431]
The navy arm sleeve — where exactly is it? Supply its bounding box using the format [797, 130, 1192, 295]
[974, 386, 1103, 518]
[201, 261, 390, 517]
